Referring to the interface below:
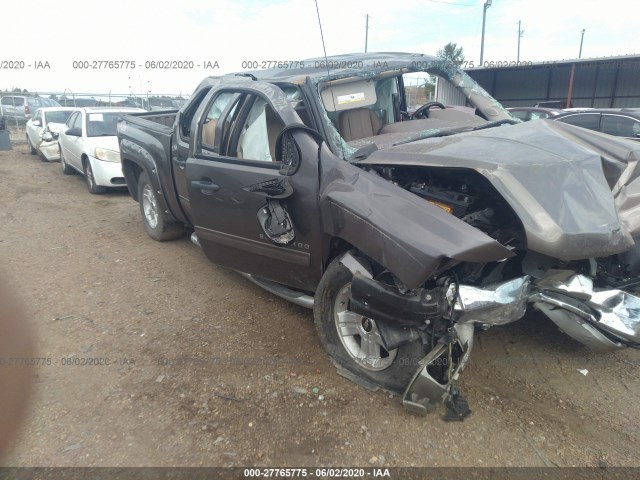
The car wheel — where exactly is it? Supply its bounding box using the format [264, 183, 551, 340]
[60, 146, 75, 175]
[138, 170, 183, 241]
[83, 159, 107, 194]
[27, 136, 36, 155]
[313, 257, 427, 394]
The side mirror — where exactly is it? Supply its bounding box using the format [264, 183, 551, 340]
[32, 120, 42, 127]
[276, 131, 301, 176]
[65, 127, 82, 137]
[275, 125, 324, 176]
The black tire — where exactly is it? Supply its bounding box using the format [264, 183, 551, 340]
[27, 135, 36, 155]
[83, 159, 107, 194]
[60, 146, 75, 175]
[137, 171, 183, 241]
[313, 257, 427, 394]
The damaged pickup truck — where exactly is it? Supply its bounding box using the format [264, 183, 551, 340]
[117, 52, 640, 417]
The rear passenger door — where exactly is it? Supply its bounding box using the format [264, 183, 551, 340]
[186, 83, 323, 290]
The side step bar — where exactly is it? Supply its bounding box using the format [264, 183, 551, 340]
[190, 232, 314, 310]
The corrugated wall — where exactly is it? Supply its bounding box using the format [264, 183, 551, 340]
[464, 57, 640, 108]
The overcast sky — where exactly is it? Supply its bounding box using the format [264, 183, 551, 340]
[2, 0, 638, 96]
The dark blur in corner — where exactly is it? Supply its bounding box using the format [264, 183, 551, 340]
[0, 275, 33, 459]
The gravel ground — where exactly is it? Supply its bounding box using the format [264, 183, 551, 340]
[0, 137, 639, 468]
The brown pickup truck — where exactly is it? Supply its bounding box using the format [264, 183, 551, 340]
[117, 52, 640, 417]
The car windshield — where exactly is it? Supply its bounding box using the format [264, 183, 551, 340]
[316, 59, 512, 156]
[45, 111, 74, 125]
[86, 112, 123, 137]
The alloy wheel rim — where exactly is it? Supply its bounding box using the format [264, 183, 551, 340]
[333, 283, 396, 371]
[142, 184, 159, 229]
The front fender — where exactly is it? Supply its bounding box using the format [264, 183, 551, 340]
[318, 149, 513, 289]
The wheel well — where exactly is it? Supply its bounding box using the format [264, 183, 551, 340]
[324, 238, 382, 276]
[325, 238, 354, 270]
[121, 159, 143, 201]
[81, 154, 88, 167]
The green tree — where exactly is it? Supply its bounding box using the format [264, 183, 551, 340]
[437, 42, 465, 66]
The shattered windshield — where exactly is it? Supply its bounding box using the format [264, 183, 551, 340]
[315, 59, 512, 157]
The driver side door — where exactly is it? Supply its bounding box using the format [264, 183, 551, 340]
[186, 83, 323, 291]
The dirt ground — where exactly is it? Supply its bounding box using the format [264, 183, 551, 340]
[0, 133, 639, 468]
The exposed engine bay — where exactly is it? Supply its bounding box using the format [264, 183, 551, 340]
[341, 164, 640, 418]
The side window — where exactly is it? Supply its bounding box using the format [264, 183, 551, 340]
[601, 115, 639, 138]
[200, 92, 234, 149]
[557, 113, 600, 131]
[234, 96, 284, 162]
[509, 110, 528, 121]
[69, 112, 82, 130]
[66, 112, 78, 127]
[530, 111, 548, 120]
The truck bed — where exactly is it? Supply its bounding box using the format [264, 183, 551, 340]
[117, 109, 188, 224]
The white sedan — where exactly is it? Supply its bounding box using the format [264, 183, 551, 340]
[58, 107, 144, 194]
[26, 107, 79, 161]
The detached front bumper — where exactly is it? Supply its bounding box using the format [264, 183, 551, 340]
[39, 141, 60, 161]
[400, 272, 640, 414]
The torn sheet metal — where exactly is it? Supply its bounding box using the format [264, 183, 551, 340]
[449, 276, 530, 325]
[402, 323, 474, 415]
[531, 269, 640, 348]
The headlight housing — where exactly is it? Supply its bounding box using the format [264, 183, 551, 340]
[94, 147, 120, 163]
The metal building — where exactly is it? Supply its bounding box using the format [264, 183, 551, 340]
[454, 54, 640, 108]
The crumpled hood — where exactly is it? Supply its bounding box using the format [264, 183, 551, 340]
[357, 119, 640, 260]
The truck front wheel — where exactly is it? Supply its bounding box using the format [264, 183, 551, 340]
[313, 257, 427, 394]
[137, 171, 183, 241]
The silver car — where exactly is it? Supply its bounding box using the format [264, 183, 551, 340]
[0, 95, 60, 124]
[26, 107, 80, 161]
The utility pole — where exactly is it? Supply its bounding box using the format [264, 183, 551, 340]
[579, 28, 585, 58]
[480, 0, 492, 66]
[517, 20, 524, 62]
[365, 14, 369, 53]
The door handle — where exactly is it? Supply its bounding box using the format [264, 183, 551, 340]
[173, 156, 186, 170]
[191, 179, 220, 195]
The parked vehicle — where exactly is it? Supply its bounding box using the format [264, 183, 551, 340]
[507, 106, 564, 121]
[26, 107, 80, 161]
[59, 107, 144, 193]
[117, 53, 640, 416]
[59, 98, 99, 108]
[553, 108, 640, 141]
[534, 100, 573, 109]
[0, 95, 46, 123]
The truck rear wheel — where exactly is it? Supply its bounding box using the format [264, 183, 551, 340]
[313, 257, 427, 394]
[137, 171, 183, 241]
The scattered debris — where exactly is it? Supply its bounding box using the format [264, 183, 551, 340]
[576, 369, 589, 376]
[155, 375, 165, 383]
[61, 443, 83, 453]
[215, 392, 243, 402]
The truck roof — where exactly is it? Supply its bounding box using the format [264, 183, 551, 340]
[230, 52, 441, 84]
